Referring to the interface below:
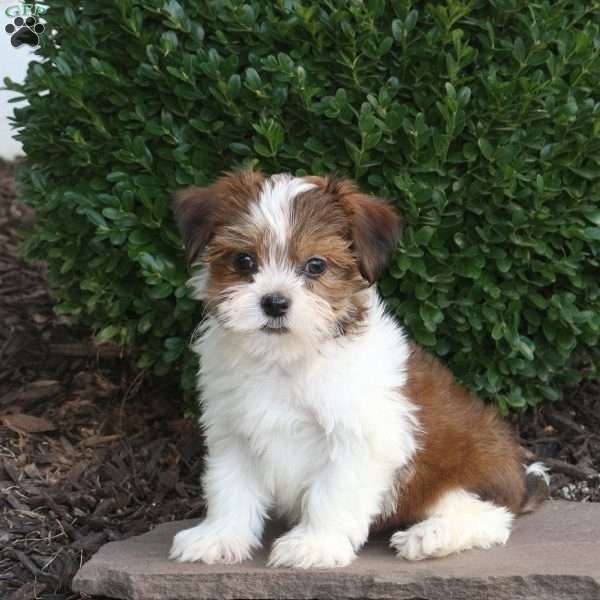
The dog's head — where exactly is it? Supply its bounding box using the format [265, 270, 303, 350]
[173, 170, 401, 354]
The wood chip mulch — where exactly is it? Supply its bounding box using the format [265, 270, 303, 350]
[0, 158, 598, 600]
[0, 160, 205, 600]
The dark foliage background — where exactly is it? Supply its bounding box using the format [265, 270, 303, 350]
[6, 0, 600, 411]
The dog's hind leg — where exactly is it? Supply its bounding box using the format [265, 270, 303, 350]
[390, 488, 514, 561]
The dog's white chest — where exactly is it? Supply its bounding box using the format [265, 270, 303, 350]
[196, 307, 417, 520]
[203, 360, 332, 514]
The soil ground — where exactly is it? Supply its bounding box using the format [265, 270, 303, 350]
[1, 158, 598, 600]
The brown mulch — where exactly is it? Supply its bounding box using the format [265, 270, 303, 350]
[0, 158, 598, 600]
[0, 159, 205, 600]
[515, 383, 600, 502]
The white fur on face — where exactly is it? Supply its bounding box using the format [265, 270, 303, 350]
[214, 260, 337, 357]
[191, 174, 344, 360]
[248, 174, 316, 250]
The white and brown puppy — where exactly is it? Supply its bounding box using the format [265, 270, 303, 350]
[169, 170, 548, 568]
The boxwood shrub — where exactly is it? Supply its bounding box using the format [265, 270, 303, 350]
[6, 0, 600, 411]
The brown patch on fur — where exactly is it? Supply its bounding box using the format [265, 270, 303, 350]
[173, 169, 265, 264]
[290, 186, 370, 335]
[173, 169, 266, 313]
[306, 177, 402, 284]
[372, 344, 531, 533]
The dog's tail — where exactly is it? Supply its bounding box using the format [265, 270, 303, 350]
[519, 462, 550, 514]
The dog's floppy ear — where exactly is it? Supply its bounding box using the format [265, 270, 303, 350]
[309, 177, 402, 284]
[345, 190, 402, 283]
[173, 186, 217, 265]
[173, 169, 265, 264]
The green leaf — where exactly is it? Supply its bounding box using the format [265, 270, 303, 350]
[478, 138, 495, 161]
[79, 208, 107, 228]
[379, 276, 397, 296]
[96, 325, 120, 343]
[227, 74, 241, 98]
[147, 282, 173, 299]
[55, 57, 72, 77]
[413, 325, 436, 346]
[583, 211, 600, 226]
[139, 252, 164, 272]
[419, 303, 444, 332]
[391, 20, 404, 41]
[515, 337, 535, 361]
[229, 142, 252, 155]
[245, 68, 262, 90]
[414, 226, 435, 245]
[64, 7, 77, 26]
[164, 0, 185, 21]
[405, 10, 418, 31]
[583, 227, 600, 241]
[540, 385, 561, 402]
[492, 322, 505, 341]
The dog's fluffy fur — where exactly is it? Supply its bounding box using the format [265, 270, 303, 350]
[169, 170, 549, 568]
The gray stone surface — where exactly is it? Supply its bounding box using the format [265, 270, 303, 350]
[72, 500, 600, 600]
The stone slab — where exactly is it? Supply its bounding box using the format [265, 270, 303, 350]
[72, 500, 600, 600]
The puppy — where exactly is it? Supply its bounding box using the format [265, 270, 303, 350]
[169, 169, 549, 568]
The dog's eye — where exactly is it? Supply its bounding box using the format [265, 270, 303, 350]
[233, 252, 257, 274]
[303, 257, 327, 277]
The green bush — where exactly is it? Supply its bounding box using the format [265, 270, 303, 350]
[7, 0, 600, 411]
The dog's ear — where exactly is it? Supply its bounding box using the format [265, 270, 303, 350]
[173, 169, 265, 265]
[173, 186, 218, 265]
[345, 191, 402, 283]
[310, 177, 402, 284]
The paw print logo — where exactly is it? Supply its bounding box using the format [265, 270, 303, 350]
[5, 16, 45, 48]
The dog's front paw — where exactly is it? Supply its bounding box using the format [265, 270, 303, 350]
[169, 521, 256, 564]
[268, 527, 356, 569]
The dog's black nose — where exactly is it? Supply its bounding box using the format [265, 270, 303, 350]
[261, 293, 290, 318]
